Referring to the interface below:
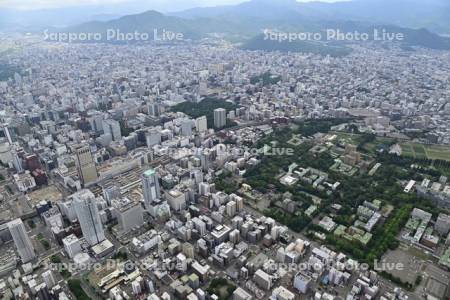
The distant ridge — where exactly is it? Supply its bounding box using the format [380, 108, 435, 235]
[173, 0, 450, 34]
[43, 0, 450, 55]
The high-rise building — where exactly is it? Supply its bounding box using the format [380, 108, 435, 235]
[102, 119, 122, 141]
[226, 201, 237, 217]
[42, 270, 57, 289]
[166, 189, 186, 212]
[102, 185, 121, 205]
[1, 124, 14, 144]
[271, 286, 295, 300]
[199, 182, 211, 196]
[232, 287, 253, 300]
[87, 111, 104, 133]
[213, 108, 226, 129]
[8, 218, 36, 263]
[148, 103, 161, 117]
[73, 189, 105, 246]
[112, 197, 144, 233]
[199, 81, 208, 95]
[74, 144, 98, 186]
[146, 129, 162, 147]
[195, 116, 208, 133]
[62, 234, 82, 258]
[293, 272, 311, 294]
[435, 213, 450, 236]
[142, 169, 161, 210]
[12, 149, 23, 173]
[253, 269, 272, 291]
[181, 120, 193, 136]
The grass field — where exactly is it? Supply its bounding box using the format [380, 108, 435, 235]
[331, 131, 450, 162]
[400, 142, 450, 161]
[334, 132, 360, 145]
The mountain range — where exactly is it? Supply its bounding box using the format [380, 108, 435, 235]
[43, 0, 450, 53]
[5, 0, 449, 55]
[2, 0, 450, 33]
[173, 0, 450, 34]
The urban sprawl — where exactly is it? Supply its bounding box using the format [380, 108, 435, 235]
[0, 36, 450, 300]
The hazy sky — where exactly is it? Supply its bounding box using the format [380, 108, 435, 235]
[1, 0, 345, 10]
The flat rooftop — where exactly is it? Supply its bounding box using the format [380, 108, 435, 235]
[27, 185, 63, 206]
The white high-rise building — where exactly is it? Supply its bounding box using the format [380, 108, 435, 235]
[102, 119, 122, 141]
[199, 182, 211, 196]
[63, 234, 82, 258]
[142, 169, 161, 210]
[195, 116, 208, 133]
[42, 270, 57, 289]
[12, 149, 23, 173]
[73, 189, 105, 246]
[132, 280, 142, 295]
[166, 189, 186, 212]
[226, 201, 237, 217]
[87, 111, 104, 133]
[146, 129, 162, 147]
[148, 103, 160, 117]
[8, 218, 36, 263]
[213, 108, 226, 129]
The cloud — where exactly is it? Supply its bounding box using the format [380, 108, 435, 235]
[0, 0, 345, 10]
[0, 0, 130, 10]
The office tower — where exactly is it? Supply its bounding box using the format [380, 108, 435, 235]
[62, 234, 82, 258]
[253, 269, 272, 291]
[8, 218, 36, 263]
[213, 108, 226, 129]
[191, 169, 204, 184]
[146, 129, 162, 147]
[226, 201, 237, 217]
[87, 111, 104, 133]
[181, 120, 193, 136]
[1, 125, 14, 144]
[199, 81, 208, 95]
[200, 149, 212, 172]
[199, 182, 211, 196]
[102, 185, 121, 205]
[166, 189, 186, 212]
[293, 272, 311, 294]
[74, 144, 98, 186]
[36, 284, 52, 300]
[435, 213, 450, 236]
[102, 119, 122, 141]
[182, 242, 195, 259]
[73, 189, 105, 246]
[142, 169, 161, 210]
[12, 149, 24, 173]
[196, 116, 208, 133]
[148, 102, 161, 117]
[233, 287, 253, 300]
[113, 198, 144, 233]
[176, 253, 187, 272]
[42, 270, 57, 289]
[132, 280, 142, 295]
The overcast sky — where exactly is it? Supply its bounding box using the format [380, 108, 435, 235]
[1, 0, 346, 10]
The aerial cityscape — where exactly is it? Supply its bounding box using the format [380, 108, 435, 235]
[1, 0, 450, 299]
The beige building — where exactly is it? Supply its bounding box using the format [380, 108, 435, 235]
[74, 144, 98, 186]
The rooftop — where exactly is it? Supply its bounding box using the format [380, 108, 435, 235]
[143, 169, 155, 177]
